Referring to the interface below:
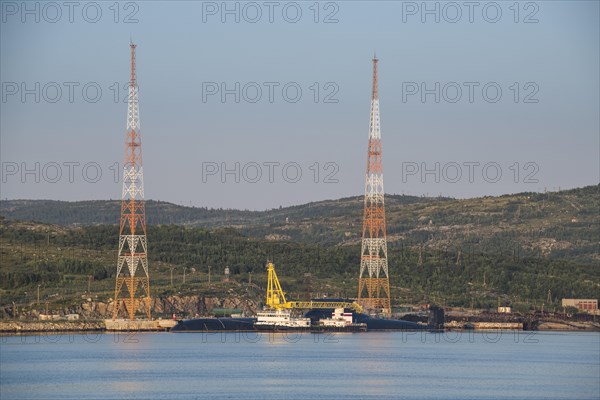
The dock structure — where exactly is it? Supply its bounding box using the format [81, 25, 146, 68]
[445, 321, 524, 330]
[104, 319, 177, 332]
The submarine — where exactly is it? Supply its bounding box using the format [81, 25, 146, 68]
[305, 309, 427, 331]
[171, 292, 443, 332]
[171, 316, 257, 332]
[171, 308, 431, 332]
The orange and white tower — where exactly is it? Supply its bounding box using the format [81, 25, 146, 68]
[357, 56, 391, 316]
[112, 42, 151, 320]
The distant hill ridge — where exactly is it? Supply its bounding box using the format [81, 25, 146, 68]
[1, 185, 598, 263]
[0, 193, 439, 226]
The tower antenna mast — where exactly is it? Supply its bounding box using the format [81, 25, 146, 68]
[357, 55, 391, 316]
[112, 42, 151, 320]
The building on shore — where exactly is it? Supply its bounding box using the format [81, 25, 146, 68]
[561, 299, 598, 313]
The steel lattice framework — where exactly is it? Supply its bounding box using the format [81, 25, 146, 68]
[112, 42, 151, 320]
[357, 56, 391, 316]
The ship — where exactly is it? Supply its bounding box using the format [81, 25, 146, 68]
[312, 307, 367, 332]
[171, 262, 431, 333]
[171, 310, 426, 332]
[254, 309, 311, 331]
[306, 308, 426, 331]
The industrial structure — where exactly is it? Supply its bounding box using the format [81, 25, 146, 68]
[171, 262, 424, 332]
[561, 299, 599, 313]
[112, 42, 152, 320]
[265, 262, 362, 313]
[357, 56, 391, 316]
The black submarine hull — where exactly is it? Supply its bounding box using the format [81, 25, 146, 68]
[171, 312, 428, 332]
[305, 309, 428, 331]
[357, 314, 427, 330]
[170, 317, 257, 332]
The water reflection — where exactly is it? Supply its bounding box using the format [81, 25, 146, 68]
[108, 333, 148, 395]
[112, 380, 145, 393]
[0, 332, 598, 400]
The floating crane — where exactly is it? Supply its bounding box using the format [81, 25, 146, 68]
[265, 262, 363, 313]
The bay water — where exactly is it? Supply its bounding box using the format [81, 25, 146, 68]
[1, 331, 598, 400]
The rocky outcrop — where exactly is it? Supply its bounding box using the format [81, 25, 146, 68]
[2, 294, 259, 321]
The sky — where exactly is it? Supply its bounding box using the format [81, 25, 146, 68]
[1, 0, 599, 210]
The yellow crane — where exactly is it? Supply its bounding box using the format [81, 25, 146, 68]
[265, 262, 363, 313]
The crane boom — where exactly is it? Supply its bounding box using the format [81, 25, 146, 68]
[264, 262, 363, 313]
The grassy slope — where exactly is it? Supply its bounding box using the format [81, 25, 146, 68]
[1, 185, 598, 315]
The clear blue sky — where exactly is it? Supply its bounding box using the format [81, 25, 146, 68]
[1, 1, 598, 209]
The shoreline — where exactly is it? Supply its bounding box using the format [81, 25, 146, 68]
[0, 320, 106, 333]
[1, 320, 599, 334]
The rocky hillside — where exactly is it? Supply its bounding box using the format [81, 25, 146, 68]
[2, 185, 598, 260]
[1, 185, 598, 314]
[1, 293, 259, 321]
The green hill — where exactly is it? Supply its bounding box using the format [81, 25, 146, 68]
[2, 185, 598, 261]
[0, 185, 598, 315]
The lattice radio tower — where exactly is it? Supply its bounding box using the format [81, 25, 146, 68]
[357, 55, 391, 316]
[112, 42, 151, 320]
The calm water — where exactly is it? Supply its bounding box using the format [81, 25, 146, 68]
[1, 331, 598, 400]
